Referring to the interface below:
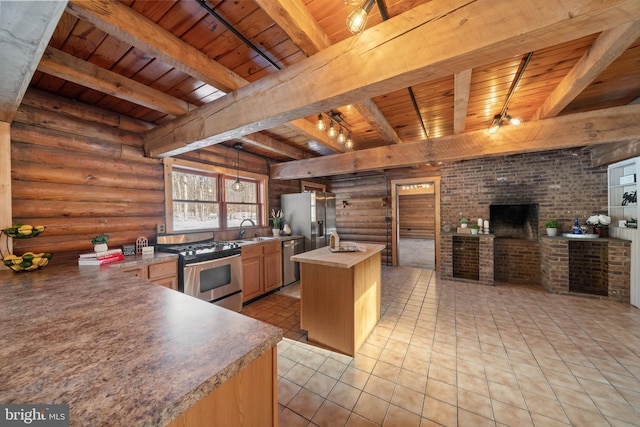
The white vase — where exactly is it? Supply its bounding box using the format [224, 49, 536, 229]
[461, 223, 468, 228]
[546, 228, 558, 237]
[94, 243, 108, 252]
[283, 224, 291, 235]
[272, 229, 280, 237]
[470, 228, 478, 235]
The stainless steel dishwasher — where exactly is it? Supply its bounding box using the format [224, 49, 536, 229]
[282, 238, 304, 286]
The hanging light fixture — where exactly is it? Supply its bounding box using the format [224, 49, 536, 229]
[316, 113, 326, 132]
[337, 126, 346, 144]
[231, 143, 244, 192]
[487, 52, 532, 135]
[345, 132, 354, 150]
[327, 121, 338, 139]
[346, 0, 375, 35]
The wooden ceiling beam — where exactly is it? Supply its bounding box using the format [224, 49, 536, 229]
[38, 47, 195, 116]
[271, 105, 640, 179]
[236, 133, 314, 160]
[257, 0, 402, 145]
[65, 0, 244, 94]
[0, 1, 67, 122]
[532, 20, 640, 120]
[453, 70, 472, 134]
[66, 0, 342, 155]
[144, 0, 640, 157]
[590, 140, 640, 167]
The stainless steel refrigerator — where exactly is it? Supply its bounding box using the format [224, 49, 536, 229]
[281, 192, 336, 251]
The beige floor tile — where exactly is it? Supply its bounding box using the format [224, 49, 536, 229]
[383, 404, 422, 427]
[340, 366, 371, 390]
[244, 267, 640, 427]
[425, 378, 456, 406]
[278, 407, 312, 427]
[458, 408, 496, 427]
[312, 400, 351, 427]
[287, 388, 324, 420]
[353, 392, 390, 425]
[279, 377, 303, 406]
[318, 357, 349, 380]
[427, 363, 457, 386]
[364, 375, 395, 401]
[422, 395, 457, 427]
[491, 400, 533, 427]
[391, 384, 425, 415]
[327, 381, 362, 411]
[372, 360, 401, 382]
[305, 371, 338, 398]
[396, 368, 427, 394]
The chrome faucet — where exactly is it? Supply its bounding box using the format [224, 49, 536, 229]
[239, 218, 255, 239]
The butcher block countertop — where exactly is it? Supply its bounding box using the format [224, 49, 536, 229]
[0, 264, 282, 426]
[291, 242, 385, 269]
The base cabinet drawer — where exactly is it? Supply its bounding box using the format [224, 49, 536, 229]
[120, 260, 178, 290]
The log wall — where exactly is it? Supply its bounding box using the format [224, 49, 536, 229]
[398, 194, 436, 239]
[8, 90, 271, 261]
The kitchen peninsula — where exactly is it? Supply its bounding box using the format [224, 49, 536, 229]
[292, 242, 385, 356]
[0, 265, 281, 427]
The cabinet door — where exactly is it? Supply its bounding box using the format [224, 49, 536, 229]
[153, 275, 178, 290]
[263, 244, 282, 292]
[120, 265, 147, 279]
[242, 256, 263, 302]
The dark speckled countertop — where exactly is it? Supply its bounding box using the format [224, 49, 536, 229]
[0, 264, 282, 426]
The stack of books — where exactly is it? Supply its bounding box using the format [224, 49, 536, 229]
[78, 249, 124, 266]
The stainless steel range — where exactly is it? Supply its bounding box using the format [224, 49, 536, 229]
[157, 232, 242, 312]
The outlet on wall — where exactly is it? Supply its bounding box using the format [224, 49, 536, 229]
[157, 223, 165, 233]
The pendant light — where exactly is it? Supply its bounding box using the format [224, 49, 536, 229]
[327, 121, 338, 139]
[316, 113, 326, 132]
[346, 0, 375, 35]
[231, 143, 244, 192]
[345, 132, 354, 150]
[337, 126, 346, 144]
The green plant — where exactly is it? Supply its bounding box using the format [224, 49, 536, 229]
[270, 209, 284, 229]
[469, 223, 480, 229]
[545, 220, 558, 229]
[460, 218, 468, 224]
[91, 234, 109, 245]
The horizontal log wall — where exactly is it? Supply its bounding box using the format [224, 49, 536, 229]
[399, 194, 435, 239]
[10, 90, 164, 259]
[9, 89, 271, 261]
[329, 174, 392, 265]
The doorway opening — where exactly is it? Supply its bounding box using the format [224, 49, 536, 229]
[391, 177, 440, 270]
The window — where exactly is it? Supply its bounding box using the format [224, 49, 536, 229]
[164, 159, 267, 233]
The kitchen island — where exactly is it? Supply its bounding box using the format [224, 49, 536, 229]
[292, 242, 385, 356]
[0, 264, 281, 426]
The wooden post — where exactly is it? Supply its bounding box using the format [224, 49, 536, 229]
[0, 121, 12, 259]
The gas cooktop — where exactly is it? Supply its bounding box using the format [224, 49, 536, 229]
[158, 240, 241, 263]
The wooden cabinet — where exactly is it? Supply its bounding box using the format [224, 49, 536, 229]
[608, 157, 638, 227]
[120, 260, 178, 290]
[242, 241, 282, 302]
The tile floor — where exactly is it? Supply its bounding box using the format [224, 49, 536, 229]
[242, 267, 640, 426]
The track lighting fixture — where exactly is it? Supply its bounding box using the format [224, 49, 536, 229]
[314, 112, 355, 149]
[231, 143, 244, 192]
[346, 0, 375, 35]
[487, 111, 523, 135]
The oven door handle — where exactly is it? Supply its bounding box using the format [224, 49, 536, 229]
[184, 253, 242, 268]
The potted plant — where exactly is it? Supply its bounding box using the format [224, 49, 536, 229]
[586, 214, 611, 237]
[469, 223, 480, 235]
[460, 218, 468, 228]
[91, 234, 109, 252]
[270, 209, 284, 236]
[545, 220, 558, 236]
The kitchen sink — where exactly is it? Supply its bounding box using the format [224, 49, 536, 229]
[237, 236, 278, 243]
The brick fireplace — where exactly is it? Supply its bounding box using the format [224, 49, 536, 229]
[440, 148, 609, 286]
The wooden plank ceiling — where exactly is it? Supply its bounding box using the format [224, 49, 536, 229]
[10, 0, 640, 177]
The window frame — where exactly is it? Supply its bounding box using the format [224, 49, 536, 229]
[163, 158, 268, 233]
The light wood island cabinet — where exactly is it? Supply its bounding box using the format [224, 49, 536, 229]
[292, 242, 385, 356]
[242, 240, 282, 302]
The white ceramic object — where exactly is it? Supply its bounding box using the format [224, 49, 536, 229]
[546, 228, 558, 236]
[94, 243, 108, 252]
[272, 229, 280, 236]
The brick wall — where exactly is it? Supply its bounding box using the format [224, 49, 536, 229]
[453, 236, 479, 281]
[441, 148, 608, 284]
[569, 241, 608, 296]
[442, 234, 494, 285]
